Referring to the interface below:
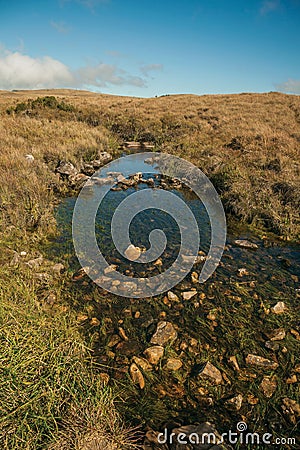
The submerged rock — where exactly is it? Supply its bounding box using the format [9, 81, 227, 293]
[150, 321, 177, 346]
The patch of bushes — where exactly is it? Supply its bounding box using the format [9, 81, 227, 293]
[6, 96, 76, 115]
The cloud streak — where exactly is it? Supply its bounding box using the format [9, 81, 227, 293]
[0, 48, 146, 90]
[276, 79, 300, 94]
[50, 21, 70, 34]
[140, 63, 163, 76]
[260, 0, 280, 15]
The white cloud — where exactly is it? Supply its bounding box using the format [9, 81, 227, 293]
[0, 48, 146, 90]
[260, 0, 280, 15]
[140, 63, 163, 76]
[276, 79, 300, 94]
[50, 21, 70, 34]
[75, 63, 145, 87]
[0, 51, 73, 90]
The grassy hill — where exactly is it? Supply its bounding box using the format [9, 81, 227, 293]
[0, 90, 299, 449]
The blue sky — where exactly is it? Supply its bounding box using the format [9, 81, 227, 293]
[0, 0, 300, 96]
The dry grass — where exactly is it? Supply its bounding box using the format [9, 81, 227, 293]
[0, 89, 299, 449]
[1, 89, 299, 239]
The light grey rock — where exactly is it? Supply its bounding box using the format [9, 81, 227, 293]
[234, 239, 258, 249]
[56, 161, 77, 177]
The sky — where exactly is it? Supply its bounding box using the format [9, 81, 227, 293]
[0, 0, 300, 97]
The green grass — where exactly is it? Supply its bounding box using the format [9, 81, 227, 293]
[0, 265, 139, 449]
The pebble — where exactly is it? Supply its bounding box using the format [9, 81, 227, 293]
[182, 290, 197, 300]
[225, 394, 243, 411]
[167, 291, 179, 302]
[197, 361, 223, 385]
[150, 321, 177, 346]
[260, 376, 277, 397]
[129, 363, 145, 389]
[144, 346, 164, 364]
[132, 356, 152, 372]
[245, 354, 279, 370]
[271, 301, 287, 314]
[165, 358, 183, 371]
[266, 328, 286, 341]
[234, 239, 258, 249]
[228, 355, 240, 372]
[124, 244, 141, 261]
